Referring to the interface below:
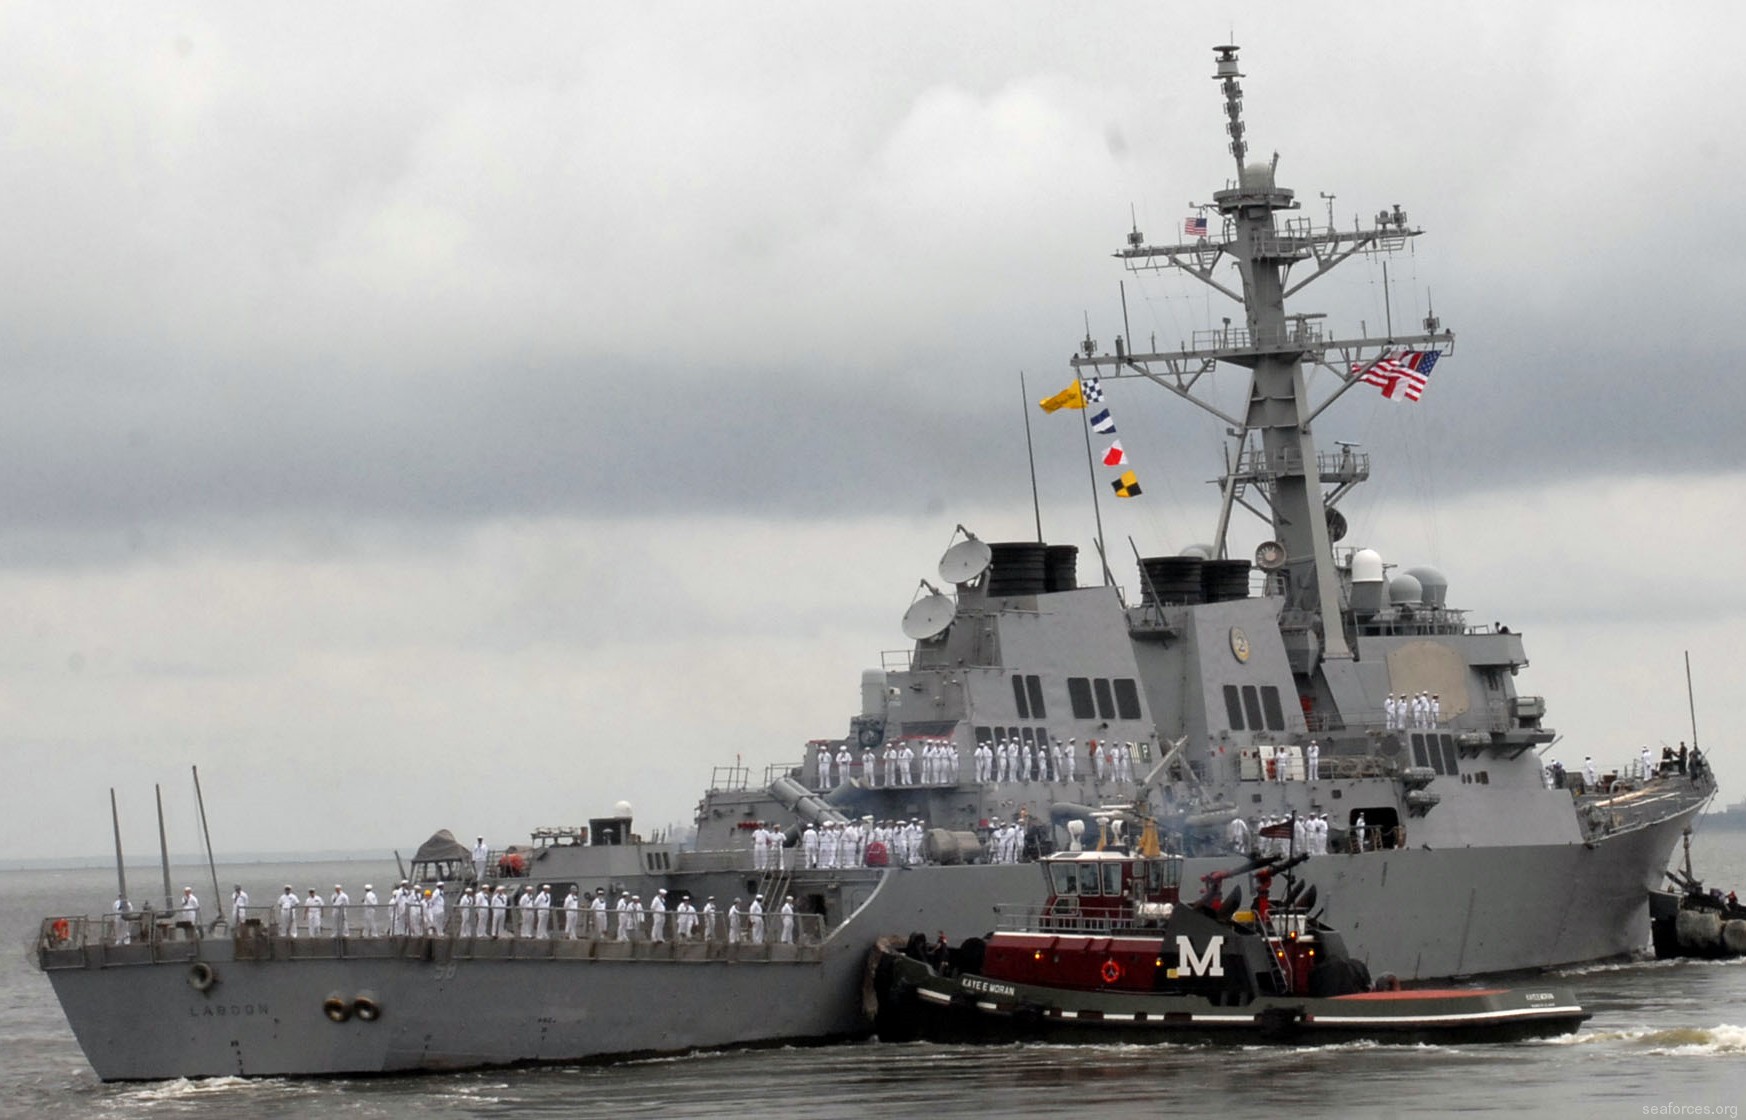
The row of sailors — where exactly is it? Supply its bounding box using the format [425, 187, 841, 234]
[1225, 814, 1337, 857]
[126, 884, 814, 946]
[819, 736, 1146, 791]
[1384, 692, 1440, 730]
[798, 820, 929, 868]
[819, 741, 962, 789]
[1550, 746, 1683, 792]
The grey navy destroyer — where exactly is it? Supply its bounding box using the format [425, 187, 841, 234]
[37, 45, 1715, 1080]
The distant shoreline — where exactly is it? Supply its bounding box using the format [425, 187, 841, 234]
[0, 852, 392, 873]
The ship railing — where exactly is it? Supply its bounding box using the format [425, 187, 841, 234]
[709, 764, 752, 792]
[990, 905, 1172, 937]
[675, 848, 754, 872]
[39, 907, 833, 965]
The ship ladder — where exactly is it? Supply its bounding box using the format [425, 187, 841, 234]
[1260, 929, 1293, 995]
[756, 866, 795, 942]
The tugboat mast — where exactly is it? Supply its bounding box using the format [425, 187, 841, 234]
[1072, 44, 1453, 679]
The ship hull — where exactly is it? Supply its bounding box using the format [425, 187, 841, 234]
[43, 938, 873, 1081]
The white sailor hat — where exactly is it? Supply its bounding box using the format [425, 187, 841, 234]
[334, 883, 342, 889]
[364, 884, 373, 890]
[658, 888, 667, 894]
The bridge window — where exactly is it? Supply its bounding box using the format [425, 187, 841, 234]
[1223, 685, 1245, 729]
[1101, 863, 1123, 895]
[1113, 678, 1142, 720]
[1027, 675, 1048, 719]
[1093, 679, 1116, 720]
[1012, 674, 1030, 719]
[1259, 686, 1285, 731]
[1440, 734, 1459, 775]
[1049, 863, 1081, 895]
[1067, 678, 1096, 719]
[1241, 686, 1264, 730]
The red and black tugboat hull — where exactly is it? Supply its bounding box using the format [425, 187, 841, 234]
[871, 947, 1589, 1047]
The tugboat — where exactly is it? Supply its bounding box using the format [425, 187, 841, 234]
[870, 818, 1590, 1045]
[1650, 828, 1746, 959]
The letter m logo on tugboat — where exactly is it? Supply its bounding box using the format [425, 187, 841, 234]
[1176, 934, 1224, 977]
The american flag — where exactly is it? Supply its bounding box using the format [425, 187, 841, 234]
[1184, 215, 1209, 238]
[1354, 349, 1440, 402]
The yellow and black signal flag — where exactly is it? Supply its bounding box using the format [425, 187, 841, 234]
[1037, 380, 1086, 413]
[1110, 470, 1143, 498]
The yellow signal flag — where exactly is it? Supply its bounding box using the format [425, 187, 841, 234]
[1111, 471, 1143, 498]
[1037, 380, 1086, 413]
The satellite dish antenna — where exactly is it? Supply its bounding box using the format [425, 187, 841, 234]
[1254, 540, 1287, 571]
[939, 537, 992, 584]
[901, 580, 957, 641]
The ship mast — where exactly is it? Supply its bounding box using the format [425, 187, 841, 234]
[1071, 44, 1452, 673]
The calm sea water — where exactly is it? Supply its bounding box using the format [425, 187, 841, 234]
[5, 836, 1745, 1118]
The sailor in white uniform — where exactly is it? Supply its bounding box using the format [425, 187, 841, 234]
[1585, 756, 1598, 789]
[817, 743, 834, 789]
[277, 886, 299, 937]
[473, 836, 489, 883]
[490, 886, 509, 937]
[303, 890, 323, 938]
[649, 889, 668, 943]
[862, 745, 877, 785]
[331, 884, 351, 938]
[457, 887, 476, 938]
[1227, 815, 1250, 854]
[702, 896, 718, 941]
[531, 885, 551, 939]
[230, 885, 249, 929]
[179, 887, 200, 937]
[590, 889, 608, 938]
[1306, 739, 1320, 781]
[748, 895, 765, 943]
[836, 746, 854, 787]
[726, 898, 742, 944]
[112, 894, 131, 945]
[428, 884, 447, 937]
[780, 896, 795, 943]
[562, 887, 580, 939]
[1353, 813, 1367, 853]
[358, 884, 377, 937]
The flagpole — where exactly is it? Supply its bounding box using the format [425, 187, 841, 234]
[1020, 371, 1043, 544]
[1079, 390, 1114, 588]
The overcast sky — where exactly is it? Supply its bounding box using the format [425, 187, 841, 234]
[3, 3, 1742, 868]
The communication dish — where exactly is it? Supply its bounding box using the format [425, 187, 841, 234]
[938, 537, 993, 584]
[1254, 540, 1287, 571]
[901, 593, 957, 641]
[1325, 508, 1348, 543]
